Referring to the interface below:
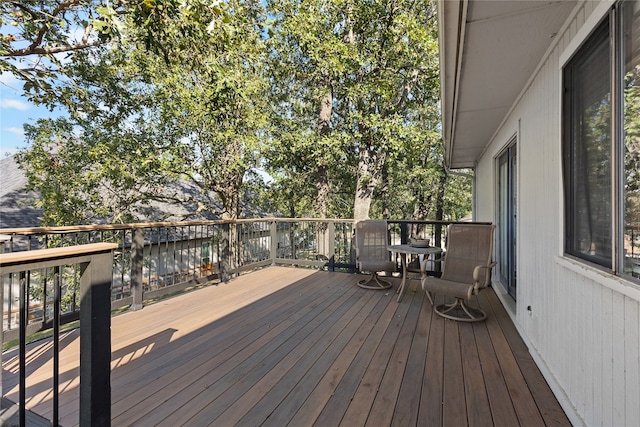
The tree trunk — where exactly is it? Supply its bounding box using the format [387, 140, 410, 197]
[315, 86, 332, 220]
[353, 144, 386, 220]
[315, 85, 333, 254]
[381, 163, 390, 219]
[435, 166, 447, 222]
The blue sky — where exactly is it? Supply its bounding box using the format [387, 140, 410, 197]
[0, 71, 61, 158]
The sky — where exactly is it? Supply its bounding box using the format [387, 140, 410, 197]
[0, 71, 60, 158]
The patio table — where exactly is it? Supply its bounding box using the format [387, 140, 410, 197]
[388, 244, 442, 302]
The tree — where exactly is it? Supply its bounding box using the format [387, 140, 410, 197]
[264, 0, 354, 219]
[263, 0, 449, 222]
[15, 0, 269, 224]
[336, 0, 439, 220]
[1, 0, 209, 99]
[11, 0, 472, 227]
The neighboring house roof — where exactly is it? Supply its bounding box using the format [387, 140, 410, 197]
[438, 0, 577, 168]
[0, 155, 223, 229]
[0, 155, 42, 229]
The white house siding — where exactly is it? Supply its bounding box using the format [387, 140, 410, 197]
[472, 1, 640, 426]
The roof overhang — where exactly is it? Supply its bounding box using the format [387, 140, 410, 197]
[438, 0, 578, 169]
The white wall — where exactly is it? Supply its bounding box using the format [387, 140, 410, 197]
[474, 1, 640, 426]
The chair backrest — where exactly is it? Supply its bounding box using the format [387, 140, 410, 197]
[441, 224, 495, 284]
[355, 220, 390, 264]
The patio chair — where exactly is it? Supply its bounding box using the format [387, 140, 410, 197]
[421, 223, 496, 322]
[355, 220, 396, 289]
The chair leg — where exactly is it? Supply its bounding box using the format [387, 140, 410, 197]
[357, 272, 393, 290]
[434, 297, 487, 322]
[425, 290, 434, 306]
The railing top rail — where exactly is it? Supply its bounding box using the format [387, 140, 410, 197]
[0, 242, 118, 268]
[0, 218, 353, 235]
[387, 220, 491, 225]
[0, 218, 486, 237]
[235, 218, 355, 224]
[0, 221, 233, 235]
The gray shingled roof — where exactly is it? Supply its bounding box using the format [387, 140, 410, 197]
[0, 155, 223, 228]
[0, 154, 275, 230]
[0, 156, 43, 229]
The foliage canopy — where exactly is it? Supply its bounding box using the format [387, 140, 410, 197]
[3, 0, 472, 224]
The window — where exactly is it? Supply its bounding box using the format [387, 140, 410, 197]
[621, 1, 640, 279]
[563, 19, 612, 267]
[563, 1, 640, 281]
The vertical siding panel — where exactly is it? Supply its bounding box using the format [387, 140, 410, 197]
[612, 291, 625, 426]
[624, 298, 640, 426]
[578, 274, 589, 417]
[600, 286, 614, 427]
[589, 282, 602, 426]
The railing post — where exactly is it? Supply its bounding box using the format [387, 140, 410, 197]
[130, 228, 144, 310]
[435, 223, 443, 249]
[328, 222, 336, 271]
[400, 222, 409, 244]
[270, 221, 278, 265]
[79, 251, 112, 427]
[0, 234, 9, 401]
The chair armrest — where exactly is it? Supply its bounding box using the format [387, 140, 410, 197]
[419, 253, 445, 275]
[420, 259, 426, 274]
[473, 262, 497, 284]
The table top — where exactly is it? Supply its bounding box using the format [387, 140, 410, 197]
[387, 244, 442, 255]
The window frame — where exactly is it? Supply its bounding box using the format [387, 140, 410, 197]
[562, 1, 640, 284]
[562, 16, 613, 269]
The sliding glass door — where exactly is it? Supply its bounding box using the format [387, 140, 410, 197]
[498, 144, 517, 299]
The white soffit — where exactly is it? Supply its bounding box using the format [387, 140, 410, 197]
[441, 0, 578, 168]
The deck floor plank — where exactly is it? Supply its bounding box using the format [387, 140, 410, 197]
[442, 315, 467, 426]
[459, 322, 493, 427]
[480, 294, 546, 427]
[481, 290, 572, 427]
[2, 267, 571, 427]
[133, 274, 355, 426]
[418, 293, 445, 426]
[193, 285, 375, 426]
[286, 289, 390, 427]
[390, 288, 431, 427]
[338, 286, 414, 427]
[473, 320, 521, 426]
[365, 284, 422, 427]
[313, 284, 402, 426]
[247, 289, 382, 426]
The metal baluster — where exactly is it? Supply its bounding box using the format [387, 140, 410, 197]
[147, 228, 152, 289]
[19, 270, 27, 427]
[53, 266, 61, 427]
[172, 227, 177, 286]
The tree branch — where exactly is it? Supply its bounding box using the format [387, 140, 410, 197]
[7, 40, 104, 57]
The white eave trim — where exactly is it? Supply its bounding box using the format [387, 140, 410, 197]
[438, 0, 468, 169]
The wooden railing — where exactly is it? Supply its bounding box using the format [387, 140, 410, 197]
[0, 243, 116, 426]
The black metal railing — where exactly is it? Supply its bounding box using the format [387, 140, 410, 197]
[0, 217, 483, 425]
[0, 219, 469, 339]
[0, 243, 115, 426]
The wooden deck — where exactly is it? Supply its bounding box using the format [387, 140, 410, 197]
[2, 266, 570, 426]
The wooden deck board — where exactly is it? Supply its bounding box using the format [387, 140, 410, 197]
[459, 321, 493, 427]
[390, 286, 431, 427]
[2, 267, 571, 426]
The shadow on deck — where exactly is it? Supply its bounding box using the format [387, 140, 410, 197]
[2, 266, 570, 426]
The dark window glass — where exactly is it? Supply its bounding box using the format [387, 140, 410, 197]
[564, 20, 612, 268]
